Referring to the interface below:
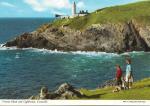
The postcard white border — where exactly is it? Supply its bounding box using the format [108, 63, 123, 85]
[0, 100, 149, 106]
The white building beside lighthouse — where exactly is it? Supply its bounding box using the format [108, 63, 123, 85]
[71, 1, 88, 18]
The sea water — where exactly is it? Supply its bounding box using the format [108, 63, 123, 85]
[0, 18, 150, 99]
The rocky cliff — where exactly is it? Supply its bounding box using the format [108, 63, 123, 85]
[4, 20, 150, 53]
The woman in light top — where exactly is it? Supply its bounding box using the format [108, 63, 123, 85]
[125, 58, 133, 89]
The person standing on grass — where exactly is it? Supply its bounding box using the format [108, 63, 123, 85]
[113, 64, 123, 92]
[125, 58, 134, 89]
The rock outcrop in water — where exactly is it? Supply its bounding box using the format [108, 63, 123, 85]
[5, 20, 150, 53]
[29, 83, 83, 100]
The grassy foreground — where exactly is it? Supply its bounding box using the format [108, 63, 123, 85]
[52, 1, 150, 30]
[77, 78, 150, 100]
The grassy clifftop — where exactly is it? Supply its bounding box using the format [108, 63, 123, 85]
[29, 77, 150, 100]
[79, 78, 150, 100]
[52, 1, 150, 30]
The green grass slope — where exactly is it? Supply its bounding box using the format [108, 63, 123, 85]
[78, 78, 150, 100]
[52, 1, 150, 30]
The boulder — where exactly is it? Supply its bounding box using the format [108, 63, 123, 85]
[39, 87, 49, 99]
[55, 83, 74, 94]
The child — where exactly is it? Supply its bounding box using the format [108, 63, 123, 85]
[125, 58, 134, 89]
[113, 64, 123, 92]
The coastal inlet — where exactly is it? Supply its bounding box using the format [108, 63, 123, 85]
[0, 47, 150, 99]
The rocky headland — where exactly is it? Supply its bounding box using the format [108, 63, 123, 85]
[4, 20, 150, 53]
[4, 1, 150, 53]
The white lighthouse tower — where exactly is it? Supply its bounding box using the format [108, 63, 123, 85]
[72, 1, 76, 17]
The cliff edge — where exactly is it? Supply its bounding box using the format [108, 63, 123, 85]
[29, 78, 150, 100]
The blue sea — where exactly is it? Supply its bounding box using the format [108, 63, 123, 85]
[0, 18, 150, 99]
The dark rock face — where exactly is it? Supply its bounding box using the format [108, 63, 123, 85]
[5, 33, 33, 48]
[4, 20, 150, 53]
[30, 83, 83, 100]
[123, 21, 150, 51]
[5, 33, 56, 49]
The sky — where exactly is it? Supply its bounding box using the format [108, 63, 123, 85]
[0, 0, 139, 18]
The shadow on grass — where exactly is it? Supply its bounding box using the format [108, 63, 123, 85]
[81, 93, 108, 99]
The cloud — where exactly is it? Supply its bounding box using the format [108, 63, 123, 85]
[77, 1, 85, 9]
[0, 1, 24, 14]
[51, 9, 66, 15]
[0, 2, 16, 8]
[24, 0, 71, 12]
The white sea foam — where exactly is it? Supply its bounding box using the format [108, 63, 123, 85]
[15, 55, 20, 59]
[0, 44, 148, 57]
[0, 44, 4, 47]
[71, 51, 119, 57]
[0, 44, 34, 51]
[0, 44, 18, 50]
[121, 51, 145, 56]
[31, 48, 68, 54]
[31, 49, 120, 58]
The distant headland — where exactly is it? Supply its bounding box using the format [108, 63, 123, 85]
[4, 1, 150, 53]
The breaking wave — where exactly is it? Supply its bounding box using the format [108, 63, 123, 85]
[0, 43, 146, 57]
